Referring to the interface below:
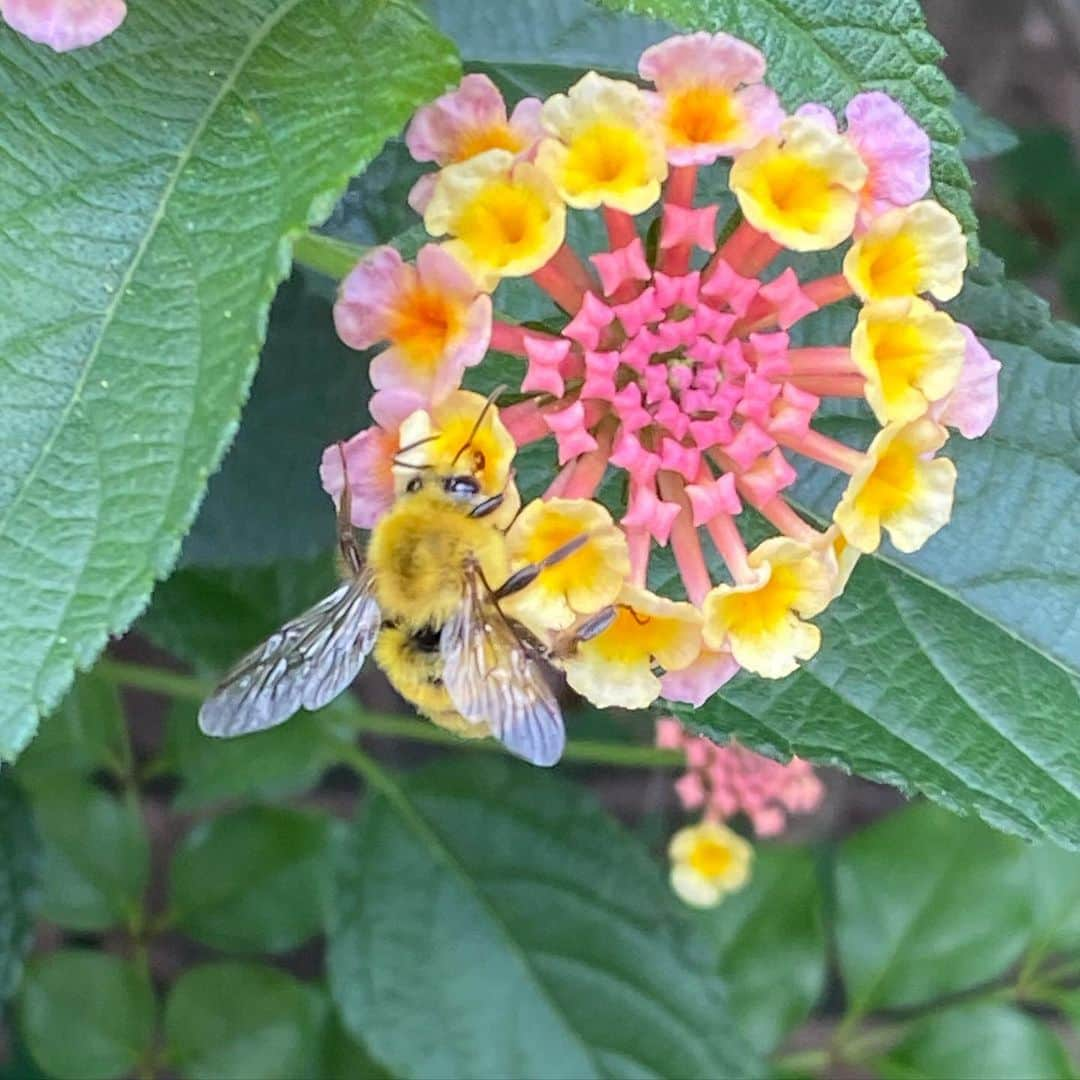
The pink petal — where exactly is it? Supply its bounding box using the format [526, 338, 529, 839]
[407, 172, 440, 215]
[369, 387, 427, 431]
[2, 0, 125, 51]
[795, 102, 838, 132]
[334, 247, 413, 351]
[639, 31, 766, 91]
[931, 324, 1001, 438]
[405, 73, 509, 164]
[674, 771, 707, 811]
[661, 649, 740, 706]
[319, 427, 397, 529]
[655, 717, 688, 750]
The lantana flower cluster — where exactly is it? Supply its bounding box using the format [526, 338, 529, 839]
[321, 34, 1001, 903]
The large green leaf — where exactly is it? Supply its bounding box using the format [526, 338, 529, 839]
[701, 846, 825, 1054]
[0, 0, 459, 760]
[19, 950, 155, 1080]
[0, 773, 38, 1003]
[877, 1004, 1074, 1080]
[675, 256, 1080, 848]
[834, 803, 1029, 1012]
[596, 0, 973, 242]
[170, 805, 334, 953]
[328, 757, 763, 1079]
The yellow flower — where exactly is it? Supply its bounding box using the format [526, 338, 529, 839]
[503, 498, 630, 632]
[702, 538, 836, 679]
[834, 418, 956, 553]
[562, 585, 701, 709]
[851, 297, 966, 424]
[669, 821, 753, 908]
[729, 115, 867, 251]
[395, 390, 518, 498]
[843, 201, 966, 302]
[819, 525, 861, 599]
[424, 150, 567, 289]
[536, 72, 668, 214]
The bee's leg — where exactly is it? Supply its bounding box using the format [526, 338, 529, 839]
[493, 534, 589, 600]
[335, 441, 365, 578]
[547, 606, 617, 660]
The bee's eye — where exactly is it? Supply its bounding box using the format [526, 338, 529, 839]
[406, 476, 423, 493]
[444, 475, 480, 498]
[473, 449, 486, 472]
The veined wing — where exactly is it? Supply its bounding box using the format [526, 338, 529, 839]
[198, 572, 380, 738]
[440, 569, 565, 767]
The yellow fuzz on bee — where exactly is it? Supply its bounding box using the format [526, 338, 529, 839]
[562, 584, 701, 709]
[729, 116, 867, 251]
[395, 390, 518, 498]
[374, 627, 489, 740]
[834, 417, 956, 554]
[851, 297, 966, 424]
[843, 201, 966, 302]
[702, 537, 836, 679]
[669, 821, 753, 908]
[502, 498, 630, 632]
[536, 72, 669, 214]
[424, 149, 567, 289]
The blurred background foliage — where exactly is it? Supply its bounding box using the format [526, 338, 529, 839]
[3, 0, 1080, 1078]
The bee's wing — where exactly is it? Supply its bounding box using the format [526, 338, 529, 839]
[198, 571, 380, 738]
[440, 571, 565, 767]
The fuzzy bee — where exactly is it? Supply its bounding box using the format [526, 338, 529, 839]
[198, 406, 612, 766]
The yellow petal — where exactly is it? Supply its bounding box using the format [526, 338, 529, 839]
[669, 821, 753, 907]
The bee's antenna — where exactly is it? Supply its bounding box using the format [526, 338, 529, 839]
[392, 432, 441, 471]
[451, 384, 508, 469]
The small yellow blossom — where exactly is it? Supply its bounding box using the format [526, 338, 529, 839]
[729, 115, 868, 251]
[834, 418, 956, 553]
[702, 538, 836, 679]
[503, 498, 630, 632]
[851, 297, 966, 425]
[424, 150, 567, 289]
[843, 200, 966, 302]
[536, 72, 669, 214]
[819, 525, 861, 599]
[562, 585, 701, 709]
[395, 390, 518, 497]
[669, 821, 753, 908]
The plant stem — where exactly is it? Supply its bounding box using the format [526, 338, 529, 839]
[292, 230, 367, 280]
[97, 658, 685, 769]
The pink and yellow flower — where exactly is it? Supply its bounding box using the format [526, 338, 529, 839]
[424, 150, 567, 289]
[702, 538, 836, 679]
[850, 297, 965, 424]
[638, 31, 783, 165]
[668, 820, 752, 907]
[536, 72, 668, 214]
[503, 498, 630, 631]
[729, 115, 868, 251]
[319, 426, 399, 529]
[334, 245, 491, 416]
[1, 0, 125, 52]
[562, 585, 701, 709]
[834, 417, 956, 553]
[405, 73, 543, 213]
[844, 200, 966, 302]
[932, 324, 1002, 438]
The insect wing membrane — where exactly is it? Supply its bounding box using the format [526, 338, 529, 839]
[440, 575, 565, 767]
[198, 576, 380, 738]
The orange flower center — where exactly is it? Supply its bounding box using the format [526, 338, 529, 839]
[665, 85, 740, 146]
[389, 286, 462, 369]
[856, 439, 919, 520]
[453, 123, 523, 163]
[688, 837, 735, 879]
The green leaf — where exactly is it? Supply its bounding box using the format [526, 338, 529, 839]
[594, 0, 975, 244]
[170, 805, 334, 953]
[834, 803, 1028, 1012]
[0, 773, 38, 1003]
[162, 701, 335, 811]
[0, 0, 460, 761]
[179, 274, 373, 568]
[33, 782, 148, 931]
[19, 949, 155, 1080]
[877, 1004, 1074, 1080]
[164, 962, 325, 1080]
[701, 846, 825, 1054]
[14, 671, 128, 791]
[952, 92, 1019, 161]
[677, 254, 1080, 849]
[320, 1013, 394, 1080]
[1019, 842, 1080, 958]
[328, 757, 763, 1079]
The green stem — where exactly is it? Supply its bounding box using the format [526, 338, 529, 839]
[292, 230, 367, 281]
[772, 1048, 829, 1075]
[97, 658, 685, 769]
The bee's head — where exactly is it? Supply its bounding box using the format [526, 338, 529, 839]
[401, 471, 480, 503]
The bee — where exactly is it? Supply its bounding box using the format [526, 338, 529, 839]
[198, 401, 610, 766]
